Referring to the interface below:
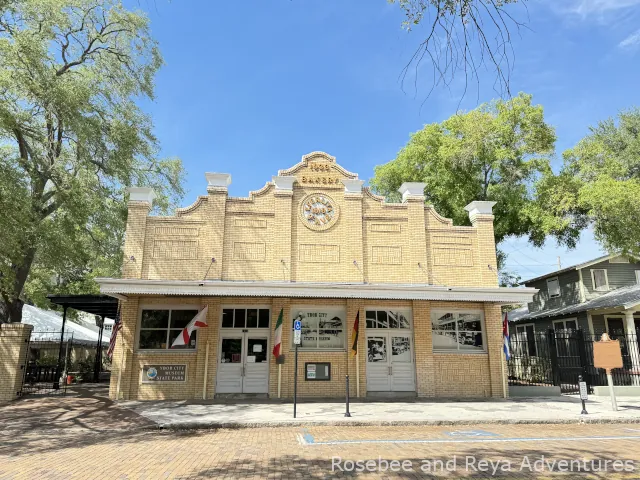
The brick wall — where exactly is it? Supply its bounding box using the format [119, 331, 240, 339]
[122, 152, 498, 288]
[0, 323, 33, 403]
[108, 152, 507, 401]
[109, 296, 507, 400]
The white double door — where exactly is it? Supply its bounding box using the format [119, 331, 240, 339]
[366, 331, 415, 392]
[216, 330, 269, 394]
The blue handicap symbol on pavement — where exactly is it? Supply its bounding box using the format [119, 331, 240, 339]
[445, 430, 500, 437]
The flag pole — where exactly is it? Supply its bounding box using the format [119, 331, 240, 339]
[355, 351, 360, 398]
[500, 353, 507, 398]
[277, 363, 282, 398]
[116, 335, 125, 400]
[203, 341, 209, 400]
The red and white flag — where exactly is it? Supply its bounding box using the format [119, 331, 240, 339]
[106, 307, 122, 360]
[272, 308, 283, 358]
[171, 306, 208, 348]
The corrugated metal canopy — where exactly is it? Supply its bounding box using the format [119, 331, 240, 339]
[46, 294, 119, 318]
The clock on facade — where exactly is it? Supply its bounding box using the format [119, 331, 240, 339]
[299, 193, 339, 231]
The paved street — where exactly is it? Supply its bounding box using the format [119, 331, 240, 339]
[2, 421, 640, 479]
[3, 388, 640, 479]
[3, 393, 640, 479]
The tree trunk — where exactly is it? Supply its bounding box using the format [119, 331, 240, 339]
[0, 297, 25, 324]
[1, 246, 37, 323]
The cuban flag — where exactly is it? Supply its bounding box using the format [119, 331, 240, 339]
[503, 312, 511, 360]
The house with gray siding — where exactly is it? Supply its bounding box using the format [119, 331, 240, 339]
[508, 254, 640, 342]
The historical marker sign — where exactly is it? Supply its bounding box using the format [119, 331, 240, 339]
[142, 364, 187, 383]
[593, 334, 622, 412]
[593, 338, 623, 372]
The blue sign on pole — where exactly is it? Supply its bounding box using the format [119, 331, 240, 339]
[294, 320, 302, 331]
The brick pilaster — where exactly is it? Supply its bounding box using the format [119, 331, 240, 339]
[109, 297, 138, 400]
[122, 202, 151, 279]
[413, 300, 435, 397]
[484, 302, 507, 398]
[0, 323, 33, 403]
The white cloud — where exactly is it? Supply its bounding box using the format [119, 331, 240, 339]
[619, 29, 640, 48]
[568, 0, 640, 16]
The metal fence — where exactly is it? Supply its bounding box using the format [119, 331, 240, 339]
[21, 330, 73, 396]
[508, 330, 640, 394]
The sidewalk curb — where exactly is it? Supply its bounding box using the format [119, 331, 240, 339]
[153, 417, 640, 431]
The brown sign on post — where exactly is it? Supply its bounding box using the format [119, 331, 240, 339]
[593, 335, 623, 373]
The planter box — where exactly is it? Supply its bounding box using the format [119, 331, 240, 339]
[592, 386, 640, 397]
[509, 385, 561, 397]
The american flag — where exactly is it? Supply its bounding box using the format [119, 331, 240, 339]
[107, 307, 122, 360]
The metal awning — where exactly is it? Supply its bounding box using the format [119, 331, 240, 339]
[45, 294, 119, 384]
[46, 294, 119, 319]
[96, 278, 538, 305]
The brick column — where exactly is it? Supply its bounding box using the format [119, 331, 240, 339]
[464, 201, 498, 286]
[109, 297, 139, 400]
[203, 173, 231, 280]
[272, 176, 295, 281]
[484, 302, 507, 398]
[343, 180, 365, 283]
[346, 298, 364, 397]
[122, 188, 155, 279]
[0, 323, 33, 403]
[412, 300, 435, 397]
[399, 183, 428, 283]
[193, 298, 220, 399]
[269, 297, 291, 398]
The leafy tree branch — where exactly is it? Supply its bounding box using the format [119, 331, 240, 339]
[0, 0, 185, 323]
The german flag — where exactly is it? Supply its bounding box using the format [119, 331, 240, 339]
[351, 311, 360, 357]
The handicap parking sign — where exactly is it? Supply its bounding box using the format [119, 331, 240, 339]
[294, 320, 302, 330]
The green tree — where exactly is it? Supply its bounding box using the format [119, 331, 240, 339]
[537, 109, 640, 257]
[0, 0, 184, 323]
[370, 93, 584, 284]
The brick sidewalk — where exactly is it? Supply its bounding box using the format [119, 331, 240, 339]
[1, 422, 640, 478]
[0, 385, 153, 438]
[3, 391, 640, 478]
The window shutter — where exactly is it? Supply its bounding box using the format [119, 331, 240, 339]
[593, 269, 607, 291]
[547, 277, 560, 297]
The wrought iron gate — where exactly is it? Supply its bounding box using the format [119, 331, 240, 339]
[508, 329, 640, 394]
[20, 330, 73, 397]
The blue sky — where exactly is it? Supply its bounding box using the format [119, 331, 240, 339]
[135, 0, 640, 282]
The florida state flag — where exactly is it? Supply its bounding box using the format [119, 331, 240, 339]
[171, 306, 208, 348]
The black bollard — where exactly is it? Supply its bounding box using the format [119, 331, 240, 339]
[345, 374, 351, 417]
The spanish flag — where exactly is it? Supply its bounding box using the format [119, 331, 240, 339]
[351, 311, 360, 357]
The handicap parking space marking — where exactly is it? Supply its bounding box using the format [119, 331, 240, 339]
[297, 428, 315, 445]
[445, 429, 500, 438]
[296, 428, 640, 446]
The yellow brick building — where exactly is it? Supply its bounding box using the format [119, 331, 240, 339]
[98, 151, 536, 401]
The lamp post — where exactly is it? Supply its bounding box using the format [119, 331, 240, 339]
[94, 315, 105, 383]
